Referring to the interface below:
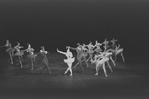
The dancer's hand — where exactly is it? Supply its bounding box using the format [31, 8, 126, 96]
[57, 48, 59, 52]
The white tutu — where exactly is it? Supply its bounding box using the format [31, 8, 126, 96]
[64, 57, 75, 63]
[15, 52, 24, 56]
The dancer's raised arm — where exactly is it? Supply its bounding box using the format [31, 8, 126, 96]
[95, 40, 102, 46]
[57, 49, 66, 55]
[0, 40, 9, 48]
[115, 44, 120, 50]
[5, 40, 9, 47]
[111, 38, 117, 44]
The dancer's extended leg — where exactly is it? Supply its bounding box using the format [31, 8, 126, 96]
[9, 52, 13, 64]
[110, 56, 116, 66]
[74, 60, 84, 71]
[83, 57, 89, 67]
[106, 61, 113, 72]
[95, 64, 100, 75]
[43, 59, 51, 74]
[68, 63, 73, 76]
[121, 53, 125, 62]
[31, 58, 34, 70]
[114, 54, 117, 61]
[102, 63, 108, 77]
[19, 56, 23, 68]
[64, 68, 69, 74]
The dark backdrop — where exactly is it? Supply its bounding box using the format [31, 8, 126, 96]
[0, 0, 149, 57]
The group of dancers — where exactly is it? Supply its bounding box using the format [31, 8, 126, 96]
[1, 40, 51, 73]
[1, 38, 125, 77]
[57, 38, 125, 77]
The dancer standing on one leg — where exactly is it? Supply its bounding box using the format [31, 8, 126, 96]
[57, 46, 75, 76]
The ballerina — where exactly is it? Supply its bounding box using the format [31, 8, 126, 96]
[102, 39, 110, 51]
[110, 38, 118, 50]
[112, 44, 125, 62]
[4, 40, 15, 64]
[57, 46, 75, 76]
[86, 42, 95, 62]
[91, 49, 114, 77]
[94, 40, 102, 55]
[70, 44, 88, 70]
[26, 43, 37, 70]
[39, 46, 51, 74]
[13, 42, 25, 68]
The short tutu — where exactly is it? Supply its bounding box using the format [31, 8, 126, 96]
[64, 58, 75, 63]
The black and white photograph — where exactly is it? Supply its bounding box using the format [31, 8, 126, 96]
[0, 0, 149, 99]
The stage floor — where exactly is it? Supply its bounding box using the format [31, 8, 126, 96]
[0, 53, 149, 99]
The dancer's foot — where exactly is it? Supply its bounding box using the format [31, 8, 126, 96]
[95, 73, 98, 75]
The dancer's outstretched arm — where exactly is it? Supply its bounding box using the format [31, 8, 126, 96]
[57, 49, 66, 55]
[70, 47, 76, 50]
